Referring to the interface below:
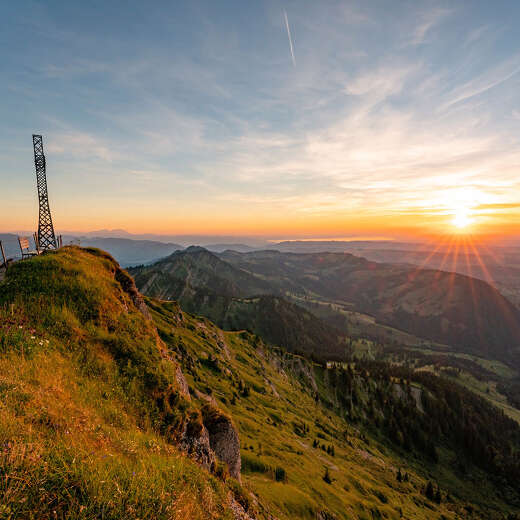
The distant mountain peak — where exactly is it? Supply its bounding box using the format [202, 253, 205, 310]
[184, 245, 210, 253]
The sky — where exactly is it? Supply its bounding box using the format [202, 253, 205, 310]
[1, 0, 520, 241]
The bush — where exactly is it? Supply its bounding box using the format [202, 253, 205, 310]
[274, 467, 287, 483]
[241, 453, 270, 474]
[323, 467, 332, 484]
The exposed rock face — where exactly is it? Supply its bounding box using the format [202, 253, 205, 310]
[228, 494, 257, 520]
[203, 406, 241, 480]
[178, 417, 216, 472]
[175, 365, 190, 398]
[316, 512, 338, 520]
[114, 265, 152, 319]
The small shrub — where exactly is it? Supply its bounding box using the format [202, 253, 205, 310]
[323, 467, 332, 484]
[274, 467, 287, 483]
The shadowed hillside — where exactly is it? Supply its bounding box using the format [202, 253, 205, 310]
[219, 250, 520, 368]
[129, 247, 347, 359]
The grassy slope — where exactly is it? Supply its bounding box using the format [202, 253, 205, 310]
[150, 300, 519, 520]
[0, 247, 240, 520]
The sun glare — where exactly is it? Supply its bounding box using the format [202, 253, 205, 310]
[451, 208, 473, 230]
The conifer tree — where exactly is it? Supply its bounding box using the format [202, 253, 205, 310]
[323, 467, 332, 484]
[425, 481, 435, 501]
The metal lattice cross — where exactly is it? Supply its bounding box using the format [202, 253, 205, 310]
[33, 135, 57, 251]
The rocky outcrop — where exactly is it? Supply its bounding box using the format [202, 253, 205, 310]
[115, 266, 152, 319]
[177, 415, 216, 472]
[175, 365, 190, 398]
[202, 405, 241, 480]
[316, 511, 338, 520]
[228, 494, 256, 520]
[176, 404, 242, 483]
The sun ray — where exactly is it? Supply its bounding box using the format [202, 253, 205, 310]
[467, 238, 495, 286]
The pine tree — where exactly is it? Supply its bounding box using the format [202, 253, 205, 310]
[425, 481, 435, 501]
[323, 467, 332, 484]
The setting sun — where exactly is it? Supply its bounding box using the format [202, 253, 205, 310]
[452, 208, 473, 230]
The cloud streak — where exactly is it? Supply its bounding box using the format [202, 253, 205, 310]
[441, 55, 520, 110]
[284, 10, 296, 67]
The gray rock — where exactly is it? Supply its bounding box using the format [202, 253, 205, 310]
[178, 416, 215, 472]
[316, 512, 338, 520]
[203, 406, 241, 480]
[228, 493, 257, 520]
[175, 365, 190, 398]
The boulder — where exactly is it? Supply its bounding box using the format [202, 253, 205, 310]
[178, 414, 215, 472]
[202, 405, 241, 480]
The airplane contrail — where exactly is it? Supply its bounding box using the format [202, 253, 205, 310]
[284, 10, 296, 67]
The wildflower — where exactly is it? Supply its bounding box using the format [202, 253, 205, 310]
[31, 336, 35, 340]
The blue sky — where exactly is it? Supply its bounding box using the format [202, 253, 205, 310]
[1, 0, 520, 238]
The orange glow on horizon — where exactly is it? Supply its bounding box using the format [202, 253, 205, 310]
[2, 185, 518, 241]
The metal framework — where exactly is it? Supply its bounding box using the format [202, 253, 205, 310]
[32, 134, 57, 250]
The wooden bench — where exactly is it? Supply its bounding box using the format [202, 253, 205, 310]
[0, 240, 8, 269]
[18, 236, 40, 259]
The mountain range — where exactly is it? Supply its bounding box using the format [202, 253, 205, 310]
[267, 240, 520, 309]
[129, 247, 346, 359]
[130, 247, 520, 370]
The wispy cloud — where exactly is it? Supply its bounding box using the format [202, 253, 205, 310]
[441, 55, 520, 110]
[46, 131, 117, 162]
[344, 65, 418, 103]
[408, 7, 452, 45]
[284, 10, 296, 67]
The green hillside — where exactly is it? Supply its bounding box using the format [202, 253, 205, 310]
[129, 248, 346, 360]
[0, 247, 248, 519]
[150, 301, 520, 519]
[219, 250, 520, 368]
[132, 247, 520, 370]
[1, 247, 520, 519]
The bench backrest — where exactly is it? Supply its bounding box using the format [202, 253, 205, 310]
[18, 237, 30, 250]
